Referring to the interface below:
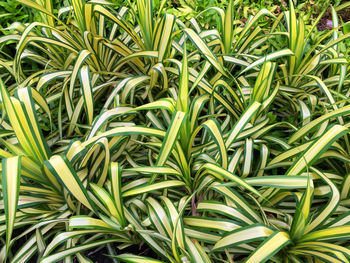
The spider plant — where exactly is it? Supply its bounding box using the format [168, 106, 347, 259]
[1, 0, 350, 262]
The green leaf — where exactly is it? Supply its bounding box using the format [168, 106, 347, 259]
[2, 156, 21, 259]
[114, 254, 165, 263]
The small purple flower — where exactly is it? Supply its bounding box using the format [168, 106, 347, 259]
[326, 19, 333, 29]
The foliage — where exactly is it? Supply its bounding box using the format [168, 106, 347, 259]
[0, 0, 350, 262]
[163, 0, 347, 26]
[0, 1, 30, 31]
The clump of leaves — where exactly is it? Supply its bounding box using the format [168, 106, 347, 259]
[1, 0, 350, 262]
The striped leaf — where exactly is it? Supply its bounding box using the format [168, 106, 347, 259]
[1, 156, 21, 259]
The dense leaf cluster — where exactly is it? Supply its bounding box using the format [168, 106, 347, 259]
[0, 0, 350, 262]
